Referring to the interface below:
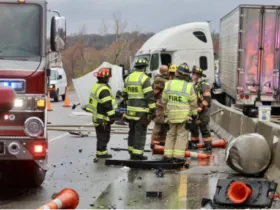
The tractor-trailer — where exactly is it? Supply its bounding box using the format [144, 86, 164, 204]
[215, 4, 280, 116]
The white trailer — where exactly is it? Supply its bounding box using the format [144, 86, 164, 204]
[216, 4, 280, 115]
[131, 22, 215, 85]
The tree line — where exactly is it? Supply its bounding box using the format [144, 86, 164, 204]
[61, 14, 219, 86]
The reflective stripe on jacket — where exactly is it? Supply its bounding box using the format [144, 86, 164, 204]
[162, 78, 198, 123]
[86, 82, 117, 125]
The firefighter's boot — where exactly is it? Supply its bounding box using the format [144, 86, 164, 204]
[96, 154, 113, 159]
[204, 141, 212, 152]
[189, 140, 199, 150]
[130, 154, 148, 160]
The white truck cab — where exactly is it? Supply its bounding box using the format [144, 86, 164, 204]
[131, 22, 215, 85]
[49, 67, 67, 102]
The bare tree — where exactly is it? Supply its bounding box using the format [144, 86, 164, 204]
[101, 13, 130, 64]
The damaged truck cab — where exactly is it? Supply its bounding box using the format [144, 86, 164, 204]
[0, 0, 66, 186]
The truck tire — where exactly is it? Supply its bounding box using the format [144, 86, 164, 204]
[62, 88, 66, 101]
[27, 165, 47, 187]
[54, 89, 59, 102]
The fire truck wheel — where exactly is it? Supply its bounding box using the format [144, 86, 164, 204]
[26, 165, 46, 187]
[54, 89, 59, 102]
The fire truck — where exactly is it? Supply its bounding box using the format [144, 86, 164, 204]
[0, 0, 66, 187]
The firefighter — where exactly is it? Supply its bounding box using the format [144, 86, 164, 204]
[123, 58, 156, 160]
[86, 68, 117, 159]
[168, 64, 177, 80]
[161, 63, 198, 161]
[189, 66, 212, 152]
[151, 65, 169, 142]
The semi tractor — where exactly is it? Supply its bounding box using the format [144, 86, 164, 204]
[213, 4, 280, 116]
[0, 0, 66, 186]
[131, 22, 215, 86]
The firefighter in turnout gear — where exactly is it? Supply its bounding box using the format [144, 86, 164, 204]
[123, 58, 156, 160]
[168, 64, 177, 80]
[189, 66, 213, 151]
[86, 68, 117, 159]
[151, 65, 169, 142]
[161, 63, 198, 161]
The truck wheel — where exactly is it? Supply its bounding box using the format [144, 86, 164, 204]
[62, 88, 66, 101]
[24, 164, 46, 188]
[54, 89, 59, 102]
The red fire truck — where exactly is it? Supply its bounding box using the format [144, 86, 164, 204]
[0, 0, 66, 187]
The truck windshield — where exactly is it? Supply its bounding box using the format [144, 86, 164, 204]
[50, 70, 57, 81]
[0, 4, 41, 60]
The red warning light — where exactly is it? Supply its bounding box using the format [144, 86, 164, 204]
[4, 114, 8, 120]
[34, 145, 43, 153]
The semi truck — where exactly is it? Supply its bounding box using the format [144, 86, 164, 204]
[213, 4, 280, 116]
[131, 22, 215, 86]
[0, 0, 66, 186]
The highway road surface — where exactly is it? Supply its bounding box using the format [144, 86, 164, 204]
[0, 91, 278, 209]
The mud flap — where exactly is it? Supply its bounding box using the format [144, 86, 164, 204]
[213, 179, 277, 208]
[105, 159, 185, 169]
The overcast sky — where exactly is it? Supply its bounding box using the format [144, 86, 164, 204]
[47, 0, 280, 35]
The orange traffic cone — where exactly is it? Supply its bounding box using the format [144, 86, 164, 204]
[227, 181, 252, 204]
[152, 145, 210, 159]
[47, 91, 53, 111]
[196, 139, 227, 149]
[63, 88, 71, 107]
[37, 188, 79, 209]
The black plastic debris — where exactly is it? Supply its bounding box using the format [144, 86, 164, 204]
[155, 168, 164, 178]
[110, 147, 151, 152]
[213, 179, 278, 208]
[146, 191, 162, 198]
[105, 159, 185, 169]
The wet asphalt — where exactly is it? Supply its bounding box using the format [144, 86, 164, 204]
[0, 91, 279, 209]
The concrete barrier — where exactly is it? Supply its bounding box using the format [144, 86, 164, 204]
[209, 99, 280, 194]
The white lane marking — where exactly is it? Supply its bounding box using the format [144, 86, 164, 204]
[49, 133, 69, 143]
[48, 122, 93, 143]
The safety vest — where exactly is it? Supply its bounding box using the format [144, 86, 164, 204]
[195, 79, 207, 101]
[124, 71, 154, 120]
[163, 79, 195, 123]
[86, 83, 117, 125]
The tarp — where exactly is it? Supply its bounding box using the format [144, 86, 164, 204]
[226, 133, 271, 176]
[72, 62, 124, 107]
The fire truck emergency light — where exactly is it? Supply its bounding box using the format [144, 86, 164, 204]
[18, 0, 25, 3]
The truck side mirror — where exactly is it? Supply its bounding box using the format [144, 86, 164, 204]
[46, 68, 51, 77]
[50, 16, 67, 52]
[57, 75, 62, 80]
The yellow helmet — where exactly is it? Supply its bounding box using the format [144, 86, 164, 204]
[169, 64, 178, 73]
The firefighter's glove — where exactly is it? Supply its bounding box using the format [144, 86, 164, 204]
[149, 110, 156, 120]
[185, 117, 192, 130]
[192, 115, 200, 125]
[109, 118, 115, 125]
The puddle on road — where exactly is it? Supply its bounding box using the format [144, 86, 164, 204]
[92, 148, 231, 209]
[92, 168, 229, 209]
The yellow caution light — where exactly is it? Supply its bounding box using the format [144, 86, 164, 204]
[37, 99, 45, 108]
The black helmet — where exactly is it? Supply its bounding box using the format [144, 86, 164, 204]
[134, 58, 149, 68]
[177, 63, 190, 75]
[191, 65, 206, 77]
